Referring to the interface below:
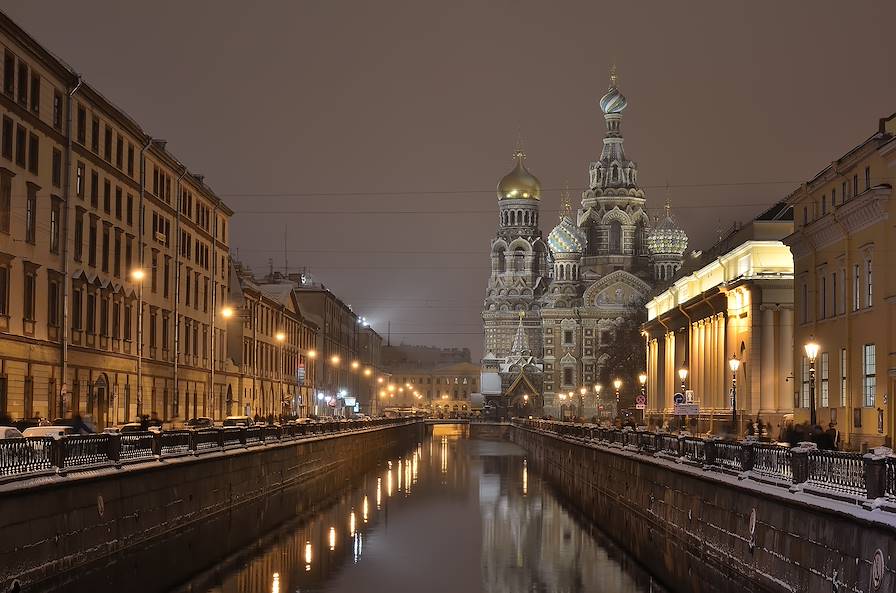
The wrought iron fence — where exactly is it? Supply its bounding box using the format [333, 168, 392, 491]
[160, 431, 192, 455]
[0, 437, 54, 476]
[119, 433, 155, 461]
[714, 441, 743, 471]
[63, 434, 111, 468]
[753, 444, 792, 480]
[192, 429, 222, 451]
[680, 437, 706, 464]
[807, 450, 866, 496]
[887, 457, 896, 500]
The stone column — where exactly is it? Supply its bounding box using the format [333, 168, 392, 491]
[779, 307, 794, 412]
[761, 306, 776, 413]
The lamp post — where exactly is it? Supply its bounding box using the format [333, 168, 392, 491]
[594, 384, 602, 419]
[579, 386, 587, 418]
[219, 306, 234, 417]
[678, 367, 689, 432]
[131, 268, 145, 419]
[558, 392, 567, 420]
[804, 339, 820, 426]
[275, 331, 286, 417]
[728, 356, 740, 433]
[638, 372, 647, 425]
[612, 378, 622, 419]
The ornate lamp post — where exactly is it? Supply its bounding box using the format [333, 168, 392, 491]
[678, 367, 688, 393]
[728, 355, 740, 433]
[804, 339, 820, 426]
[638, 372, 647, 424]
[579, 386, 587, 418]
[275, 331, 286, 416]
[612, 378, 622, 419]
[131, 268, 145, 419]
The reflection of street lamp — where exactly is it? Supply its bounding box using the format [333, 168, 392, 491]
[804, 339, 820, 426]
[131, 268, 145, 418]
[729, 356, 741, 431]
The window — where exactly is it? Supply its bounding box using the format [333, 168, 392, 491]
[821, 195, 826, 216]
[163, 257, 169, 298]
[124, 304, 132, 340]
[149, 311, 157, 349]
[29, 73, 39, 113]
[101, 224, 110, 273]
[52, 149, 61, 187]
[86, 293, 96, 333]
[116, 135, 123, 169]
[100, 296, 109, 336]
[17, 61, 28, 106]
[842, 181, 848, 200]
[90, 170, 98, 208]
[112, 302, 120, 339]
[104, 126, 112, 161]
[865, 258, 872, 308]
[103, 180, 110, 213]
[831, 187, 836, 206]
[27, 133, 38, 174]
[25, 184, 36, 244]
[127, 144, 134, 176]
[91, 116, 99, 153]
[76, 162, 85, 198]
[126, 194, 133, 225]
[88, 217, 97, 267]
[74, 209, 84, 261]
[563, 367, 573, 386]
[115, 187, 122, 220]
[853, 174, 858, 196]
[820, 352, 829, 407]
[0, 171, 10, 234]
[800, 356, 810, 408]
[831, 272, 837, 316]
[0, 263, 7, 316]
[71, 288, 81, 330]
[865, 166, 871, 190]
[47, 277, 60, 327]
[151, 251, 158, 293]
[839, 348, 847, 407]
[853, 264, 860, 311]
[113, 231, 121, 277]
[125, 237, 132, 271]
[563, 330, 573, 345]
[53, 91, 62, 130]
[50, 199, 60, 254]
[2, 51, 13, 95]
[863, 344, 875, 407]
[77, 105, 86, 144]
[1, 116, 11, 160]
[161, 315, 169, 351]
[15, 125, 26, 167]
[23, 267, 36, 321]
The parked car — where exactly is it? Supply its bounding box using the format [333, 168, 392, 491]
[185, 417, 214, 429]
[23, 426, 74, 439]
[223, 416, 254, 427]
[0, 426, 24, 439]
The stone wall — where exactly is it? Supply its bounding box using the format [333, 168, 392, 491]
[0, 422, 422, 590]
[511, 425, 896, 593]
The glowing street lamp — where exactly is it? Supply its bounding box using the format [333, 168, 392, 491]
[612, 378, 622, 417]
[678, 367, 688, 392]
[728, 356, 741, 431]
[804, 339, 820, 426]
[131, 268, 146, 416]
[220, 306, 234, 319]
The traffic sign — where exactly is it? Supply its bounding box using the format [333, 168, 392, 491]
[674, 403, 699, 416]
[636, 394, 646, 405]
[673, 392, 684, 404]
[636, 403, 646, 410]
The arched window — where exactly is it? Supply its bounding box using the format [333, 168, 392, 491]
[513, 247, 525, 272]
[612, 164, 619, 181]
[609, 221, 622, 254]
[496, 249, 506, 273]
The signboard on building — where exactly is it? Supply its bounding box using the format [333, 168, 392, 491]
[636, 394, 646, 410]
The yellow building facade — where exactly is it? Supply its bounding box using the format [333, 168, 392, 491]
[783, 113, 896, 449]
[643, 209, 794, 434]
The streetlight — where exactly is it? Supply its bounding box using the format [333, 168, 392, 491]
[638, 372, 647, 425]
[613, 378, 622, 418]
[275, 332, 286, 417]
[216, 306, 235, 417]
[729, 356, 741, 432]
[678, 367, 688, 392]
[579, 386, 587, 417]
[131, 268, 145, 419]
[804, 339, 820, 426]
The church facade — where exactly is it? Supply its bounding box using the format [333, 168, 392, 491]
[481, 70, 688, 419]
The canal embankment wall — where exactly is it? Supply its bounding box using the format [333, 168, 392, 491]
[510, 424, 896, 593]
[0, 421, 422, 591]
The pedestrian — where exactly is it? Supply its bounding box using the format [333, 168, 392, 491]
[139, 414, 149, 431]
[826, 423, 840, 450]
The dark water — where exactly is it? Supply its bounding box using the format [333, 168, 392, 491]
[166, 425, 666, 593]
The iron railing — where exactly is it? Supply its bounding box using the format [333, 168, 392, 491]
[0, 418, 414, 481]
[514, 418, 891, 502]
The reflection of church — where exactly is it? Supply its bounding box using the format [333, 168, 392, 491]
[481, 69, 688, 418]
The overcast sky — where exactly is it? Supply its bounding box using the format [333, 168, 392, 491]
[6, 1, 894, 360]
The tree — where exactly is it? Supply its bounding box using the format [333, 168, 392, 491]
[597, 301, 647, 411]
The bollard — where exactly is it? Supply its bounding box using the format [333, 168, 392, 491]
[239, 427, 247, 446]
[863, 447, 891, 500]
[51, 436, 67, 470]
[790, 442, 817, 487]
[217, 428, 225, 449]
[704, 437, 718, 466]
[151, 432, 163, 457]
[108, 433, 122, 464]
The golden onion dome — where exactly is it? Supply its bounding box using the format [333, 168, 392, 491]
[497, 150, 541, 200]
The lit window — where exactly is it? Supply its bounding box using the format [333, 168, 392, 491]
[862, 344, 875, 407]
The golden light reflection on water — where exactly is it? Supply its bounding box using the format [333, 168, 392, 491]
[522, 459, 528, 496]
[363, 496, 369, 522]
[328, 526, 336, 551]
[349, 511, 356, 536]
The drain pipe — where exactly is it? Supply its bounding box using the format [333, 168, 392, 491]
[60, 75, 83, 418]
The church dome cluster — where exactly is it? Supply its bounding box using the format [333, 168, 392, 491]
[647, 203, 688, 256]
[547, 215, 585, 254]
[498, 150, 541, 200]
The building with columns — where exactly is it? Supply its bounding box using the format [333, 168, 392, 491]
[481, 68, 687, 418]
[642, 203, 794, 434]
[782, 112, 896, 449]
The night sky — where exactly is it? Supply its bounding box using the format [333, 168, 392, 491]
[6, 1, 894, 360]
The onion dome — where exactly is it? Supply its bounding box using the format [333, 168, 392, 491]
[548, 216, 585, 254]
[497, 150, 541, 200]
[647, 201, 688, 256]
[599, 65, 628, 114]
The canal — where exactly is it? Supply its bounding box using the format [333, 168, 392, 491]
[54, 425, 667, 593]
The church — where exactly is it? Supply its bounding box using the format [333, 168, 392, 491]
[480, 69, 689, 419]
